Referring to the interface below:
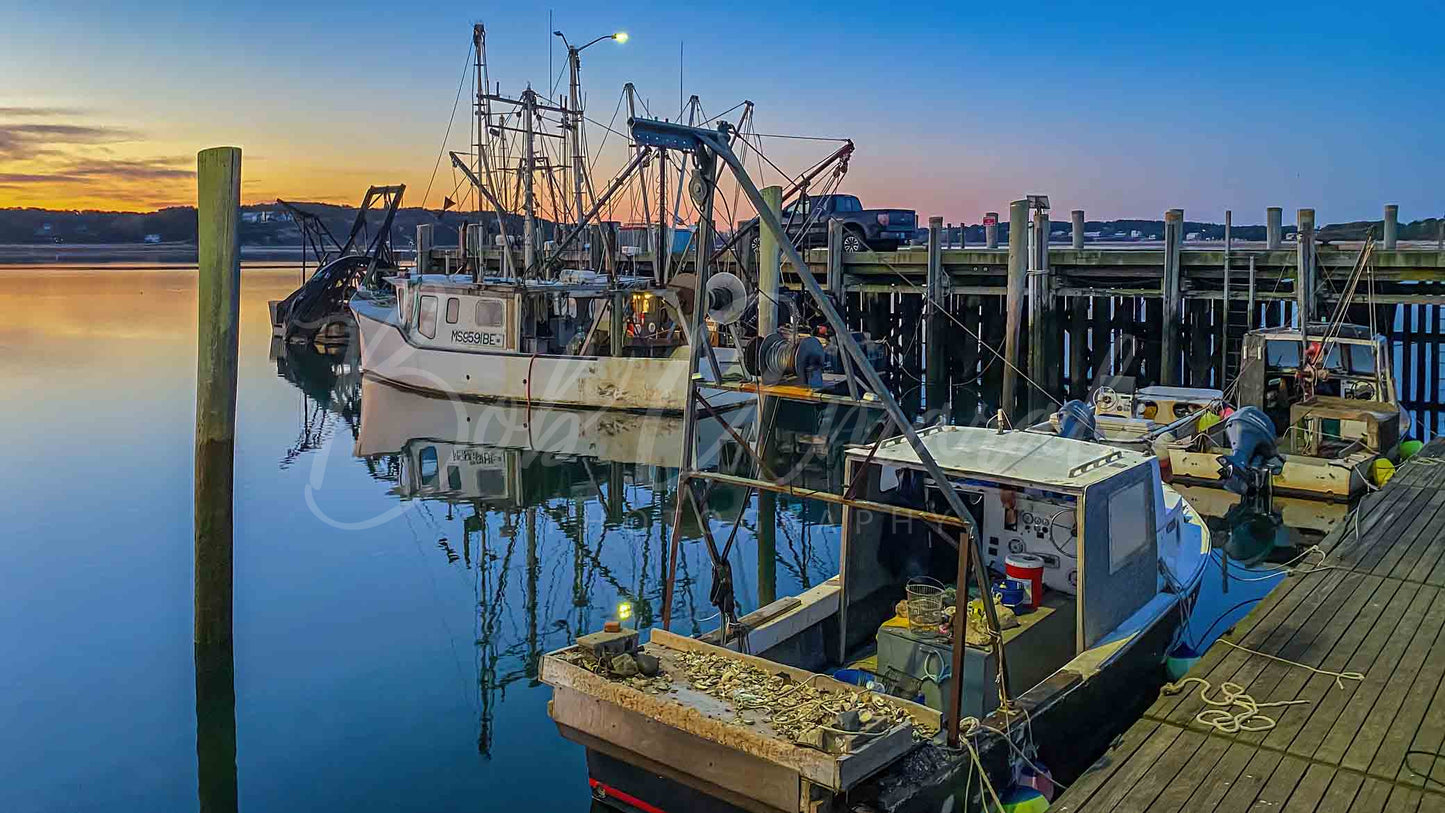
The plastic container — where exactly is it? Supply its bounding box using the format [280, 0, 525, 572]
[905, 577, 945, 634]
[1005, 553, 1045, 610]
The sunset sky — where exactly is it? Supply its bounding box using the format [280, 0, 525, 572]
[2, 1, 1442, 225]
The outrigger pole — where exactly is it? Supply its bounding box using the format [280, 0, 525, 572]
[632, 117, 1013, 740]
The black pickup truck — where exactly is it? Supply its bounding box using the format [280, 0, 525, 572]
[746, 193, 917, 254]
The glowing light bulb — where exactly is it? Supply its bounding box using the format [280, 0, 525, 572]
[613, 32, 629, 43]
[617, 601, 633, 620]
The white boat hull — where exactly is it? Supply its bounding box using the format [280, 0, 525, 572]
[352, 294, 723, 413]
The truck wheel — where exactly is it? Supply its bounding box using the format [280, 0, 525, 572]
[842, 229, 867, 252]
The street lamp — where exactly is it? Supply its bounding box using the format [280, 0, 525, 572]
[552, 30, 628, 233]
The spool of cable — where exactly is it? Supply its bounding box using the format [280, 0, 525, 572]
[745, 332, 826, 388]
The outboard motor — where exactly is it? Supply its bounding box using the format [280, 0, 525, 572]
[1053, 399, 1099, 441]
[1216, 406, 1284, 496]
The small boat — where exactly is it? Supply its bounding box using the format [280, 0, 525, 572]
[1165, 323, 1406, 500]
[541, 424, 1210, 812]
[1032, 323, 1406, 500]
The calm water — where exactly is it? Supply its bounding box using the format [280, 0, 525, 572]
[1, 266, 1301, 812]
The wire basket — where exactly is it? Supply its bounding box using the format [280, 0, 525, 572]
[905, 577, 945, 635]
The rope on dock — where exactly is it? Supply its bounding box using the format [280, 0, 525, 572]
[1162, 639, 1364, 733]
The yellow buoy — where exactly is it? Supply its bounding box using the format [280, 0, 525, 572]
[1197, 411, 1222, 432]
[1370, 458, 1396, 487]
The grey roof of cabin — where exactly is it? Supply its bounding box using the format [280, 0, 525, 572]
[851, 425, 1154, 490]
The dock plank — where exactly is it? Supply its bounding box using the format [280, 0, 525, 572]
[1049, 437, 1445, 812]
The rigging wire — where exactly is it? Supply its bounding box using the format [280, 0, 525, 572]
[421, 40, 476, 210]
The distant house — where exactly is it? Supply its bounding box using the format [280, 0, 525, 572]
[143, 234, 162, 244]
[1186, 232, 1201, 241]
[1129, 230, 1142, 239]
[241, 211, 260, 224]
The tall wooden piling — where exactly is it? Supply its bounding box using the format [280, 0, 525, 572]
[1028, 207, 1059, 417]
[925, 216, 946, 412]
[984, 212, 999, 249]
[757, 185, 782, 335]
[826, 218, 844, 294]
[1298, 208, 1317, 324]
[194, 146, 241, 813]
[1266, 206, 1283, 249]
[1071, 209, 1085, 250]
[1384, 203, 1399, 249]
[1001, 200, 1028, 418]
[1160, 209, 1184, 385]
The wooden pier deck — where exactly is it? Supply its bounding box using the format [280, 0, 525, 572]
[1052, 439, 1445, 812]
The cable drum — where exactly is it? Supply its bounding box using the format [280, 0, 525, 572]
[745, 333, 826, 388]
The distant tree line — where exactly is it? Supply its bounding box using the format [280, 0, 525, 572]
[1, 203, 1439, 246]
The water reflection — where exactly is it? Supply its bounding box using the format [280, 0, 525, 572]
[271, 340, 868, 761]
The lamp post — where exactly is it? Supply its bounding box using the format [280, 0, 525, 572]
[554, 30, 627, 237]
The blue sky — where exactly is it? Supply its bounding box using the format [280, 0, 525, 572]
[1, 0, 1441, 224]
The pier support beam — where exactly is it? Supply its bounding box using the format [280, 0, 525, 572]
[985, 212, 999, 249]
[1298, 208, 1317, 325]
[1027, 207, 1058, 418]
[1002, 200, 1028, 419]
[1267, 207, 1283, 250]
[194, 146, 241, 813]
[757, 185, 782, 335]
[1072, 209, 1085, 250]
[926, 216, 947, 413]
[1160, 208, 1184, 385]
[826, 218, 844, 294]
[1384, 204, 1399, 249]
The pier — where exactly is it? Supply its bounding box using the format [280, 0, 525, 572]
[1051, 440, 1445, 812]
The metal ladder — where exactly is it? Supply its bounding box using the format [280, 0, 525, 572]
[1221, 254, 1256, 384]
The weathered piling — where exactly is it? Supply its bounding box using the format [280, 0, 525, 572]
[826, 218, 844, 293]
[757, 185, 782, 335]
[194, 146, 240, 813]
[1002, 200, 1028, 417]
[1160, 209, 1184, 385]
[1071, 209, 1085, 250]
[1298, 208, 1317, 323]
[1267, 206, 1283, 249]
[1028, 206, 1060, 416]
[926, 216, 947, 411]
[1384, 203, 1399, 249]
[985, 212, 999, 250]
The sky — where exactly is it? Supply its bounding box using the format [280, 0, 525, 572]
[1, 0, 1442, 225]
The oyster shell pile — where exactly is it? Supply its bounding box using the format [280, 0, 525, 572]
[676, 650, 938, 745]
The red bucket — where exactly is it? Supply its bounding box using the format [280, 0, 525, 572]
[1005, 553, 1045, 610]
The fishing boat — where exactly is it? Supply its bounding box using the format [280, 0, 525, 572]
[1030, 322, 1407, 500]
[1164, 323, 1406, 499]
[350, 24, 760, 413]
[540, 424, 1211, 813]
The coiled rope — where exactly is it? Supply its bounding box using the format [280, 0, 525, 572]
[1162, 639, 1364, 733]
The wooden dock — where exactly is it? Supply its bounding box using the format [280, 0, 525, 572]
[1052, 440, 1445, 812]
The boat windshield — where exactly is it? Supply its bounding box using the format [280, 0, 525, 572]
[1265, 338, 1376, 377]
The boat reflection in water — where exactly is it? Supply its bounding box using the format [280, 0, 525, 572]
[1172, 483, 1342, 567]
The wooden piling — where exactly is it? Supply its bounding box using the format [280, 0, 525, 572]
[758, 185, 782, 335]
[1384, 204, 1399, 250]
[194, 146, 240, 813]
[1028, 207, 1059, 417]
[1071, 209, 1085, 250]
[984, 212, 999, 250]
[1002, 200, 1029, 418]
[1298, 208, 1317, 324]
[925, 216, 947, 412]
[1160, 208, 1184, 385]
[826, 218, 844, 294]
[1267, 206, 1283, 250]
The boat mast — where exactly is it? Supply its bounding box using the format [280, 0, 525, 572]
[567, 46, 586, 238]
[522, 88, 537, 274]
[624, 83, 651, 228]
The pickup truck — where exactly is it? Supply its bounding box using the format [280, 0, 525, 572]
[746, 193, 916, 255]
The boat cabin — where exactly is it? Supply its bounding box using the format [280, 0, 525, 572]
[1235, 323, 1399, 434]
[832, 426, 1200, 718]
[390, 271, 692, 359]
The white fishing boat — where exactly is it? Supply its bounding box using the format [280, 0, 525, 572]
[350, 24, 750, 413]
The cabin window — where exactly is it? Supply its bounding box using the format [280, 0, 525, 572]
[418, 295, 438, 339]
[1107, 479, 1152, 573]
[418, 446, 439, 486]
[445, 297, 460, 324]
[447, 466, 462, 491]
[1266, 340, 1301, 369]
[476, 298, 505, 328]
